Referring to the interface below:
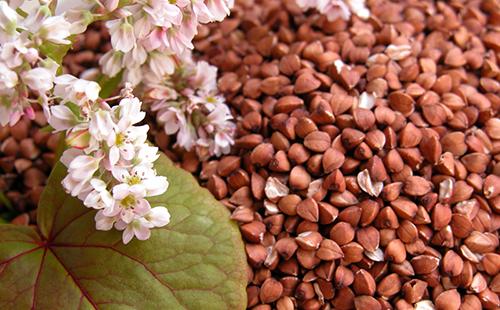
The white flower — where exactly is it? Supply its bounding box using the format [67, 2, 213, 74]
[48, 104, 78, 132]
[110, 191, 151, 224]
[84, 179, 114, 211]
[112, 165, 169, 198]
[54, 75, 101, 105]
[21, 67, 54, 93]
[39, 15, 72, 44]
[0, 39, 27, 68]
[115, 97, 145, 130]
[107, 19, 136, 53]
[0, 62, 18, 89]
[0, 1, 19, 36]
[134, 145, 161, 166]
[99, 51, 123, 77]
[115, 206, 170, 244]
[145, 206, 170, 227]
[205, 0, 232, 21]
[89, 109, 115, 142]
[62, 155, 101, 197]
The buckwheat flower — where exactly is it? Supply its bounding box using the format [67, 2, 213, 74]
[95, 210, 117, 231]
[317, 0, 350, 21]
[112, 165, 169, 198]
[99, 50, 123, 77]
[48, 104, 78, 132]
[192, 0, 214, 23]
[62, 154, 101, 197]
[84, 179, 114, 211]
[116, 206, 171, 244]
[143, 0, 182, 27]
[0, 1, 19, 39]
[123, 44, 148, 68]
[54, 75, 101, 105]
[115, 97, 146, 129]
[39, 15, 72, 44]
[205, 0, 233, 21]
[346, 0, 370, 19]
[134, 145, 161, 167]
[116, 217, 153, 244]
[0, 61, 18, 89]
[108, 19, 136, 53]
[110, 190, 151, 224]
[148, 52, 176, 78]
[144, 206, 171, 228]
[157, 107, 185, 135]
[21, 67, 55, 93]
[89, 109, 115, 142]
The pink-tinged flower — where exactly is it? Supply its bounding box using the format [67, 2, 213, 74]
[205, 0, 233, 21]
[177, 124, 197, 151]
[214, 129, 234, 156]
[116, 217, 151, 244]
[143, 0, 183, 27]
[108, 20, 136, 53]
[133, 16, 153, 39]
[143, 27, 164, 51]
[317, 0, 350, 21]
[123, 44, 147, 68]
[109, 190, 151, 224]
[157, 107, 185, 135]
[192, 0, 214, 23]
[21, 67, 54, 93]
[148, 52, 175, 78]
[166, 27, 194, 55]
[95, 210, 117, 231]
[115, 206, 170, 244]
[60, 148, 84, 168]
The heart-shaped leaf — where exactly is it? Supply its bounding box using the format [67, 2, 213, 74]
[0, 154, 247, 309]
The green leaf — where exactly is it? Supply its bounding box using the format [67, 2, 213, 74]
[38, 42, 71, 66]
[97, 72, 123, 99]
[0, 154, 247, 309]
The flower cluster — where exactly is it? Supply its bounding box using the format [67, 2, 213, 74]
[144, 54, 235, 160]
[48, 79, 170, 244]
[296, 0, 370, 21]
[99, 0, 234, 86]
[0, 0, 75, 126]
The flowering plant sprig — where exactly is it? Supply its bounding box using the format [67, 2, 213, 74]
[100, 0, 234, 86]
[0, 0, 74, 126]
[144, 53, 235, 160]
[48, 79, 170, 244]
